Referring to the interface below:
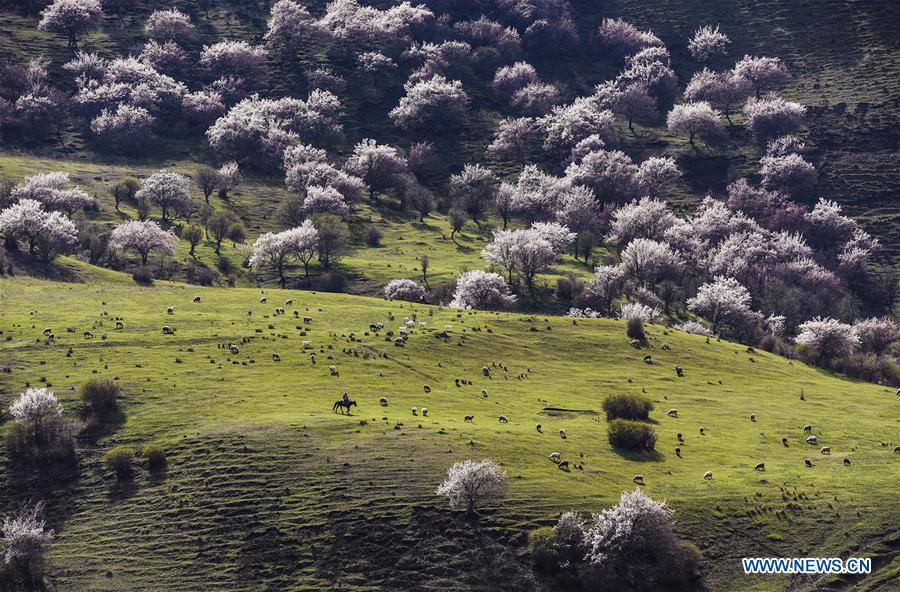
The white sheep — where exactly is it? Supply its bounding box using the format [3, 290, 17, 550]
[411, 407, 418, 416]
[699, 426, 706, 435]
[167, 306, 175, 315]
[193, 296, 201, 303]
[419, 322, 426, 330]
[423, 385, 431, 393]
[806, 435, 818, 445]
[820, 446, 831, 455]
[42, 328, 52, 336]
[303, 340, 312, 349]
[421, 407, 428, 417]
[559, 429, 567, 439]
[667, 408, 678, 418]
[329, 365, 338, 376]
[272, 353, 281, 362]
[229, 345, 240, 355]
[379, 397, 388, 406]
[499, 415, 508, 423]
[115, 321, 124, 329]
[161, 326, 174, 335]
[633, 474, 644, 483]
[750, 413, 756, 422]
[558, 461, 569, 471]
[444, 325, 452, 332]
[549, 452, 561, 463]
[803, 424, 812, 433]
[894, 446, 900, 453]
[293, 310, 300, 318]
[259, 297, 267, 304]
[285, 298, 293, 305]
[703, 471, 713, 480]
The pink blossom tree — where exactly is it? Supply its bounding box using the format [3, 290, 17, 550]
[619, 238, 682, 286]
[487, 117, 539, 163]
[796, 317, 858, 359]
[743, 94, 805, 138]
[733, 55, 791, 97]
[596, 18, 662, 55]
[0, 199, 78, 262]
[683, 68, 750, 124]
[344, 139, 408, 201]
[688, 25, 730, 62]
[851, 318, 899, 354]
[584, 264, 626, 315]
[666, 102, 723, 146]
[759, 153, 816, 197]
[606, 197, 678, 246]
[200, 41, 269, 89]
[383, 278, 426, 302]
[145, 8, 195, 42]
[301, 185, 350, 220]
[10, 172, 93, 215]
[389, 75, 469, 131]
[90, 103, 155, 149]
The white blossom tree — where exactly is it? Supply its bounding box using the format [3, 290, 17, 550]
[759, 153, 816, 197]
[743, 94, 805, 138]
[688, 25, 730, 62]
[389, 75, 468, 131]
[634, 156, 681, 196]
[383, 278, 426, 302]
[145, 8, 195, 41]
[109, 219, 176, 265]
[0, 199, 78, 262]
[666, 102, 723, 146]
[200, 41, 268, 89]
[565, 149, 638, 202]
[301, 185, 350, 220]
[583, 264, 626, 315]
[796, 317, 859, 359]
[619, 302, 661, 323]
[344, 139, 408, 201]
[487, 117, 538, 163]
[450, 164, 497, 226]
[435, 459, 507, 514]
[606, 197, 678, 246]
[10, 172, 93, 215]
[450, 270, 516, 310]
[38, 0, 103, 48]
[249, 220, 319, 283]
[539, 98, 615, 153]
[217, 162, 241, 198]
[596, 18, 662, 55]
[90, 103, 155, 149]
[683, 68, 750, 124]
[619, 238, 682, 285]
[136, 171, 192, 222]
[686, 276, 755, 334]
[9, 388, 63, 424]
[851, 318, 899, 354]
[1, 502, 55, 584]
[733, 55, 791, 97]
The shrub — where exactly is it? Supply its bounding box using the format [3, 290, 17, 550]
[603, 393, 653, 421]
[79, 378, 119, 412]
[527, 527, 559, 572]
[319, 271, 348, 293]
[142, 444, 167, 470]
[104, 446, 133, 478]
[364, 225, 383, 246]
[607, 419, 656, 452]
[132, 266, 154, 285]
[626, 318, 645, 341]
[661, 540, 703, 585]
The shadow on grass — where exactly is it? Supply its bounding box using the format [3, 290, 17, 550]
[611, 448, 664, 462]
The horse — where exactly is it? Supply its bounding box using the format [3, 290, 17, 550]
[332, 399, 357, 414]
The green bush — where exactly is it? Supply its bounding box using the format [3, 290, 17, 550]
[660, 539, 703, 585]
[527, 527, 559, 573]
[626, 318, 645, 341]
[603, 393, 654, 421]
[79, 378, 119, 412]
[132, 267, 154, 285]
[608, 419, 656, 452]
[104, 446, 133, 478]
[142, 444, 167, 470]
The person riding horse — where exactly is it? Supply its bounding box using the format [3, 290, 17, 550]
[333, 392, 357, 414]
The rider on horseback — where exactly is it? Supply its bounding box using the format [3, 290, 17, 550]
[342, 392, 351, 406]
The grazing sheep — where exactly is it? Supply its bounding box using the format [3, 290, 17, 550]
[303, 317, 312, 323]
[272, 353, 281, 362]
[229, 345, 240, 355]
[843, 458, 851, 466]
[643, 355, 652, 364]
[806, 435, 818, 445]
[750, 414, 756, 422]
[293, 310, 300, 318]
[481, 389, 488, 397]
[193, 296, 201, 303]
[167, 306, 175, 315]
[329, 365, 338, 376]
[379, 397, 388, 406]
[558, 461, 569, 471]
[259, 297, 267, 304]
[675, 447, 682, 457]
[559, 429, 567, 439]
[676, 433, 684, 443]
[549, 452, 561, 463]
[499, 415, 508, 423]
[536, 424, 542, 433]
[161, 326, 174, 335]
[275, 307, 285, 315]
[303, 340, 312, 349]
[675, 366, 684, 377]
[894, 446, 900, 453]
[699, 427, 706, 435]
[633, 474, 644, 484]
[115, 321, 124, 330]
[464, 415, 474, 422]
[423, 385, 431, 393]
[805, 459, 814, 468]
[444, 325, 452, 332]
[42, 328, 52, 336]
[411, 407, 418, 416]
[703, 471, 712, 480]
[754, 463, 765, 471]
[630, 339, 640, 348]
[820, 447, 831, 455]
[84, 331, 94, 339]
[421, 407, 428, 417]
[419, 322, 426, 330]
[394, 337, 405, 347]
[782, 437, 788, 447]
[285, 299, 293, 305]
[667, 408, 678, 418]
[482, 367, 490, 377]
[803, 424, 812, 433]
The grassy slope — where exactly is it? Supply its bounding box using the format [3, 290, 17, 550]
[1, 271, 898, 591]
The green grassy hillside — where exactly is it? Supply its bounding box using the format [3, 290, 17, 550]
[1, 272, 898, 590]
